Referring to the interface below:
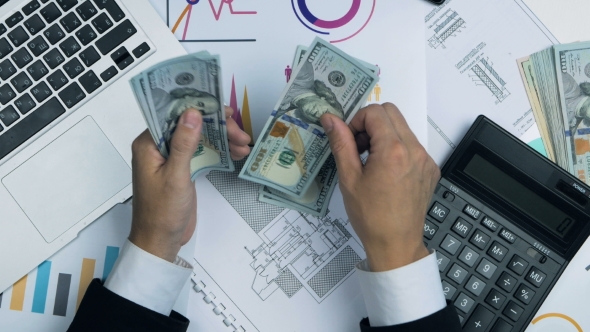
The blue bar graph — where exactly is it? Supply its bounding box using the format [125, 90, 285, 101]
[102, 246, 120, 281]
[32, 261, 52, 314]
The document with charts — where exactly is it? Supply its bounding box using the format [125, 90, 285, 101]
[425, 0, 558, 165]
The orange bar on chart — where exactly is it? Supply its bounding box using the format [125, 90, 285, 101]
[10, 275, 28, 311]
[76, 258, 96, 310]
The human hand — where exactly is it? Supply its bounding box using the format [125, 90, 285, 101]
[129, 107, 250, 262]
[320, 103, 440, 272]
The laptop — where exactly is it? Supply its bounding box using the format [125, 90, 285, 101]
[0, 0, 186, 292]
[427, 116, 590, 331]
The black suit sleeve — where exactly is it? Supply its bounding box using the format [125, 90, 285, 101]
[359, 301, 462, 332]
[68, 279, 189, 332]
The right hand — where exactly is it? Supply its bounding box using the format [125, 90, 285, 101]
[320, 103, 440, 272]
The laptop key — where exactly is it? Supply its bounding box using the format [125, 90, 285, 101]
[24, 14, 46, 35]
[79, 46, 100, 67]
[31, 81, 52, 102]
[44, 23, 65, 45]
[40, 3, 62, 24]
[23, 0, 41, 16]
[26, 60, 49, 80]
[0, 105, 19, 126]
[91, 13, 112, 34]
[63, 57, 83, 78]
[58, 82, 85, 108]
[111, 46, 133, 70]
[14, 93, 36, 114]
[6, 12, 24, 29]
[11, 47, 33, 68]
[99, 65, 117, 81]
[0, 84, 16, 104]
[0, 24, 7, 36]
[76, 1, 97, 21]
[43, 48, 65, 69]
[56, 0, 79, 12]
[59, 36, 81, 57]
[0, 97, 65, 160]
[0, 38, 13, 58]
[47, 69, 68, 90]
[79, 70, 101, 93]
[60, 12, 81, 33]
[75, 25, 96, 46]
[95, 19, 136, 55]
[27, 35, 50, 56]
[8, 27, 30, 48]
[11, 72, 33, 93]
[132, 42, 150, 58]
[0, 59, 17, 80]
[97, 0, 125, 22]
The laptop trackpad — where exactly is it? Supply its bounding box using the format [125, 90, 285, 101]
[2, 117, 131, 243]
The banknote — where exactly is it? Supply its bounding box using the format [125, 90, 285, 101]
[259, 154, 338, 217]
[554, 42, 590, 183]
[130, 53, 234, 179]
[240, 38, 378, 198]
[294, 45, 379, 75]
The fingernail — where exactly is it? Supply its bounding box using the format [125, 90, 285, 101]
[320, 115, 334, 134]
[181, 109, 201, 129]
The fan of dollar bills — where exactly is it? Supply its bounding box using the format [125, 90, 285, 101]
[130, 38, 379, 217]
[518, 41, 590, 185]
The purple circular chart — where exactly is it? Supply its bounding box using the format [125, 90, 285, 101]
[297, 0, 360, 29]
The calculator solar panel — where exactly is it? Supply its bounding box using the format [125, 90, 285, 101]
[425, 116, 590, 331]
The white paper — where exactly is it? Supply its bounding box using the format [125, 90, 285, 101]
[425, 0, 558, 165]
[147, 0, 428, 146]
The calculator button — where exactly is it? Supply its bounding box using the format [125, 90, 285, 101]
[485, 288, 506, 310]
[481, 216, 500, 232]
[463, 305, 494, 332]
[441, 280, 457, 300]
[443, 191, 455, 202]
[465, 275, 486, 297]
[515, 283, 535, 305]
[447, 264, 468, 284]
[458, 246, 479, 267]
[503, 301, 524, 322]
[452, 218, 473, 238]
[488, 242, 508, 262]
[499, 228, 517, 244]
[454, 292, 475, 314]
[476, 258, 497, 279]
[470, 229, 490, 250]
[490, 318, 513, 332]
[440, 234, 461, 255]
[526, 267, 547, 288]
[496, 272, 517, 293]
[436, 251, 451, 272]
[423, 220, 438, 240]
[458, 315, 464, 325]
[463, 204, 481, 220]
[508, 255, 529, 275]
[429, 202, 449, 222]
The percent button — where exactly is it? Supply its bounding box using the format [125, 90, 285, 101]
[515, 283, 535, 305]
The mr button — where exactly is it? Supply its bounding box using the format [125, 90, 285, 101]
[429, 202, 450, 223]
[452, 218, 473, 238]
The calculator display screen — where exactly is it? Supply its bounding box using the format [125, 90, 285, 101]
[464, 154, 575, 238]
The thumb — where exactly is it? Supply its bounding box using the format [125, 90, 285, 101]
[320, 114, 362, 183]
[167, 109, 203, 175]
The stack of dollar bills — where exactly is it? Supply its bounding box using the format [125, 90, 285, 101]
[518, 41, 590, 184]
[130, 38, 379, 217]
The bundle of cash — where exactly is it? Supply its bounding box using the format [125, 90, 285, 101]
[130, 52, 234, 181]
[518, 41, 590, 184]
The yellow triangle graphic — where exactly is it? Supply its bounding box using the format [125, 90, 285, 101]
[242, 86, 253, 145]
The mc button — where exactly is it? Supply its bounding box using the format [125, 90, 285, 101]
[429, 202, 450, 223]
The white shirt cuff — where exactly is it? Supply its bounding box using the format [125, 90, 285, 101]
[104, 240, 193, 316]
[356, 250, 446, 327]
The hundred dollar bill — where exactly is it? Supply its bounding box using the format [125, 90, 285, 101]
[294, 45, 379, 75]
[259, 154, 338, 217]
[240, 38, 378, 198]
[554, 42, 590, 184]
[131, 53, 234, 179]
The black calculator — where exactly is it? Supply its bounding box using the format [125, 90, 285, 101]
[425, 116, 590, 331]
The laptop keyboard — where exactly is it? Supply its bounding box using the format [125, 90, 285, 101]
[0, 0, 152, 161]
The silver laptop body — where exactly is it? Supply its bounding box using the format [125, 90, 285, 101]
[0, 0, 186, 292]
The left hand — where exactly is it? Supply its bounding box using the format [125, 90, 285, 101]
[129, 106, 251, 262]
